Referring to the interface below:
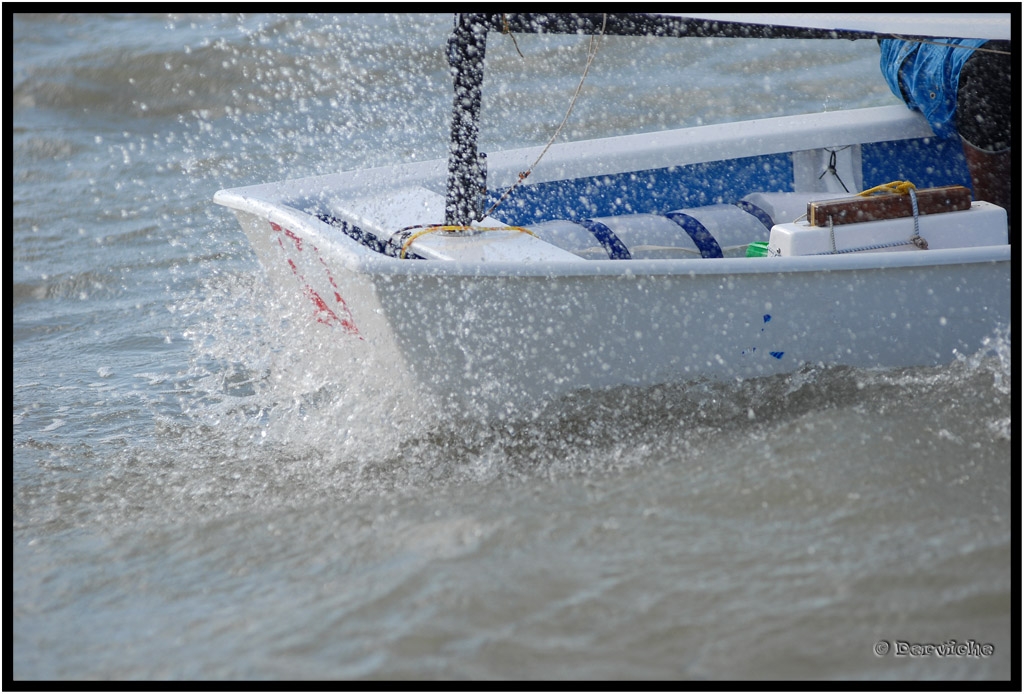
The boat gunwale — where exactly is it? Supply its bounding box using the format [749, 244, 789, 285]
[220, 194, 1010, 279]
[214, 105, 936, 202]
[315, 244, 1012, 279]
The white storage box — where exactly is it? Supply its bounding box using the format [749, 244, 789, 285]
[768, 201, 1007, 256]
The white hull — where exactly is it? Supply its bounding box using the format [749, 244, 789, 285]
[227, 203, 1009, 415]
[216, 33, 1011, 416]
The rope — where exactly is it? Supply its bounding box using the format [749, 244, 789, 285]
[907, 188, 928, 249]
[501, 14, 525, 58]
[818, 147, 850, 192]
[394, 225, 536, 259]
[857, 180, 917, 197]
[886, 34, 1012, 56]
[480, 13, 608, 220]
[812, 238, 925, 255]
[909, 187, 920, 238]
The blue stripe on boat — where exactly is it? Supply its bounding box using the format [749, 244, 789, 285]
[482, 139, 974, 227]
[861, 138, 971, 190]
[664, 212, 724, 259]
[578, 219, 632, 260]
[485, 153, 794, 225]
[733, 200, 774, 230]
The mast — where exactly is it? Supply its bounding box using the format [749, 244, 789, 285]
[444, 14, 490, 226]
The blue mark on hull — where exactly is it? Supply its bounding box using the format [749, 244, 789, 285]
[743, 314, 784, 359]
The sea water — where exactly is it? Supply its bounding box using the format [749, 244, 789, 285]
[13, 13, 1013, 681]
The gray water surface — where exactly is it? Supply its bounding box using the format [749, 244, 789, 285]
[13, 13, 1013, 681]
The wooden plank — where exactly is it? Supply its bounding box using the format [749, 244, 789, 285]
[807, 185, 972, 226]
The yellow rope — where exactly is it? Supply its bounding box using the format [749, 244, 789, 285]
[858, 180, 917, 197]
[399, 225, 536, 259]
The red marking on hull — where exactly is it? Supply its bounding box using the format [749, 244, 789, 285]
[314, 253, 359, 334]
[284, 228, 303, 251]
[271, 223, 362, 337]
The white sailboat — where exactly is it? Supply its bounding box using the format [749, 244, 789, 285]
[215, 14, 1011, 415]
